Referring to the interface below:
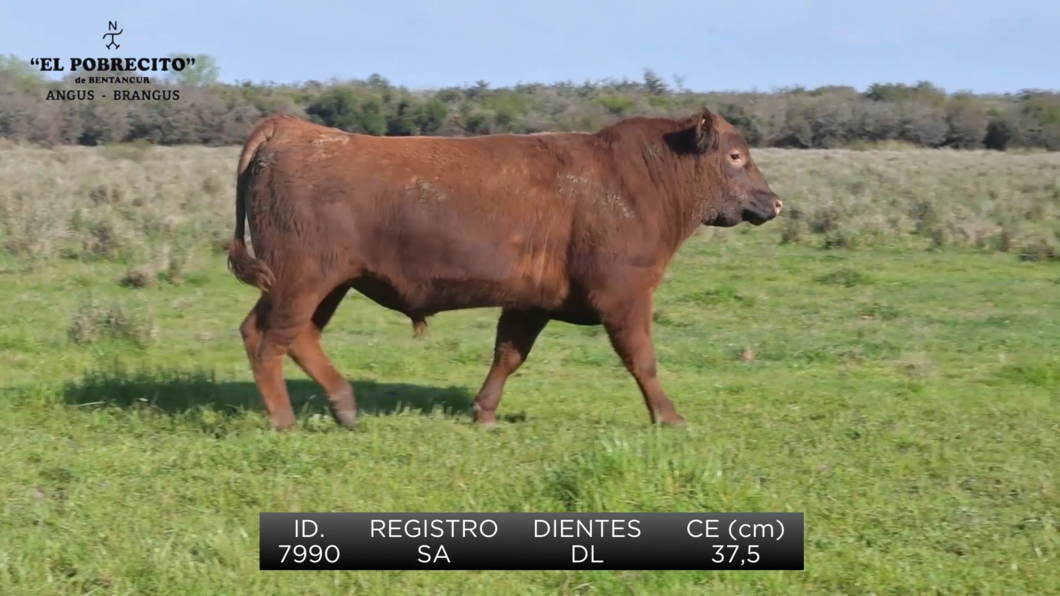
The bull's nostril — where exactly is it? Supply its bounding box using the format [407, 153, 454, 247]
[774, 199, 783, 214]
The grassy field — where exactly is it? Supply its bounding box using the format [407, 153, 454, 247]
[0, 143, 1058, 594]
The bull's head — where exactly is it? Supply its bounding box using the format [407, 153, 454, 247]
[680, 108, 783, 228]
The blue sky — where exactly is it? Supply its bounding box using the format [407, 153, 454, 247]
[2, 1, 1057, 93]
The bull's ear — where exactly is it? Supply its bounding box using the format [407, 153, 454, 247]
[693, 108, 719, 153]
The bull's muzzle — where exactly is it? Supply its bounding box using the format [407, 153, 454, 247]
[744, 191, 783, 226]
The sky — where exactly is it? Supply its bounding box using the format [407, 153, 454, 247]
[1, 1, 1057, 94]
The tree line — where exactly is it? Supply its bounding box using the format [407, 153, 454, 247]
[1, 54, 1058, 150]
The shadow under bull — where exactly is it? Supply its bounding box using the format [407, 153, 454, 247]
[61, 366, 473, 421]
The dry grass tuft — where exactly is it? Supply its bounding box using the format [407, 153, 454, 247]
[67, 298, 158, 349]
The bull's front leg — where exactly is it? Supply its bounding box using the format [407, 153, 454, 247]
[599, 291, 685, 426]
[472, 309, 550, 426]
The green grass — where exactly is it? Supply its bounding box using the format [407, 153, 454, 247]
[1, 142, 1058, 593]
[1, 233, 1057, 595]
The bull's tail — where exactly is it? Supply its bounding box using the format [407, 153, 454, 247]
[227, 117, 287, 292]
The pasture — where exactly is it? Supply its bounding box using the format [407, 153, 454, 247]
[0, 142, 1058, 594]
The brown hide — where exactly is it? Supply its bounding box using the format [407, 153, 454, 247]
[228, 109, 782, 430]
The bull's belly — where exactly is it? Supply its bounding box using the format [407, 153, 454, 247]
[350, 277, 600, 325]
[355, 211, 572, 315]
[347, 236, 596, 321]
[350, 267, 569, 316]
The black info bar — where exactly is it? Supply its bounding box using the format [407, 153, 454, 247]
[259, 512, 804, 570]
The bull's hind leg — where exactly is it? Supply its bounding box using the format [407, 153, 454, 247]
[472, 309, 549, 426]
[286, 285, 359, 428]
[240, 289, 319, 431]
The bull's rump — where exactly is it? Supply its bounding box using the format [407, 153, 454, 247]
[252, 127, 584, 312]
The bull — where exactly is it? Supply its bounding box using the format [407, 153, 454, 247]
[227, 108, 783, 430]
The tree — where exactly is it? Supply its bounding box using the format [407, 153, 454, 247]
[305, 87, 387, 135]
[166, 53, 221, 87]
[642, 68, 668, 96]
[0, 54, 43, 88]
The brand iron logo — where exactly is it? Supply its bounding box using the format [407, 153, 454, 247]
[103, 21, 123, 50]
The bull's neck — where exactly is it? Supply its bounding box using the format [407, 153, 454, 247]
[633, 149, 709, 258]
[594, 120, 711, 259]
[672, 158, 713, 247]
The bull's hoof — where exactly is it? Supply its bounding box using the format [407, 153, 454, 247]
[270, 416, 298, 432]
[475, 421, 503, 433]
[656, 414, 687, 427]
[331, 408, 359, 429]
[472, 411, 499, 429]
